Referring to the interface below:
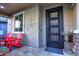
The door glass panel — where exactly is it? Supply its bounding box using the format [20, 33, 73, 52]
[50, 12, 58, 18]
[51, 35, 58, 41]
[50, 19, 58, 25]
[50, 27, 58, 33]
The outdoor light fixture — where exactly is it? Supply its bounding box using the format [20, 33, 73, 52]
[15, 20, 20, 28]
[0, 5, 4, 9]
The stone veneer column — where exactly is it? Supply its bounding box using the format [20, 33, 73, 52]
[73, 31, 79, 55]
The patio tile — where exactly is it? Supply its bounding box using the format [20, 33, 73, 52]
[6, 46, 74, 56]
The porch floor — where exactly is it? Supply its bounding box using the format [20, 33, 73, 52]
[6, 46, 74, 56]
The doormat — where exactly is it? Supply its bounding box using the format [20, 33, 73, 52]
[45, 47, 63, 54]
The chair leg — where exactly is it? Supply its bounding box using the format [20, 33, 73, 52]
[7, 46, 12, 52]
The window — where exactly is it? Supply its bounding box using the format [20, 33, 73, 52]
[13, 12, 24, 33]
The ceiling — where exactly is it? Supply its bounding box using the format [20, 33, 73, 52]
[0, 3, 33, 16]
[0, 3, 72, 16]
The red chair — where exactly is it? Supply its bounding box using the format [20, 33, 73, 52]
[0, 33, 23, 52]
[0, 32, 12, 47]
[0, 33, 12, 55]
[0, 40, 6, 46]
[10, 33, 22, 47]
[4, 32, 13, 52]
[6, 33, 23, 51]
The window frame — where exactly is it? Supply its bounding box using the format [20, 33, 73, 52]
[13, 11, 25, 34]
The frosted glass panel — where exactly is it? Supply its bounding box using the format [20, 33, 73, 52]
[51, 35, 58, 41]
[50, 20, 58, 25]
[50, 27, 58, 33]
[50, 12, 58, 18]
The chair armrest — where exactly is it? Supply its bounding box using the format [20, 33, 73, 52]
[0, 40, 6, 46]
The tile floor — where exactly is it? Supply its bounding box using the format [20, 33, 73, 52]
[6, 46, 74, 56]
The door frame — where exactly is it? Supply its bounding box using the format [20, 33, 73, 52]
[46, 6, 64, 49]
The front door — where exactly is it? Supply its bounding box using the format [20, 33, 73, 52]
[46, 6, 64, 49]
[0, 22, 7, 36]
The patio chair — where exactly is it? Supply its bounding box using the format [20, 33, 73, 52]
[0, 32, 12, 55]
[10, 33, 23, 47]
[0, 32, 13, 52]
[0, 32, 12, 48]
[6, 33, 23, 51]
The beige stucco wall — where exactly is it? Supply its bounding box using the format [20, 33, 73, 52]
[8, 16, 14, 33]
[76, 4, 79, 30]
[63, 4, 73, 33]
[24, 4, 39, 48]
[73, 4, 79, 30]
[72, 4, 76, 30]
[8, 4, 39, 48]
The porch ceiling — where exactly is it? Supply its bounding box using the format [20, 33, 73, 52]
[0, 3, 33, 16]
[0, 3, 73, 16]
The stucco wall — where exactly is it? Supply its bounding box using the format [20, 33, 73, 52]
[38, 5, 44, 48]
[8, 4, 39, 48]
[63, 4, 73, 33]
[8, 16, 14, 33]
[76, 4, 79, 30]
[24, 4, 39, 48]
[72, 4, 76, 30]
[72, 4, 79, 30]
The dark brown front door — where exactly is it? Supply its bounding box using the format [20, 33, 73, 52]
[46, 6, 64, 49]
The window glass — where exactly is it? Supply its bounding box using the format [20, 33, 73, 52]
[14, 13, 23, 32]
[19, 14, 23, 31]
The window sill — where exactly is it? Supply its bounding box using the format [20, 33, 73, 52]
[13, 31, 24, 34]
